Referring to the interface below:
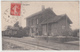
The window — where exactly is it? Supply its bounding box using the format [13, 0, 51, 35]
[32, 28, 34, 33]
[62, 26, 65, 29]
[29, 19, 31, 26]
[37, 19, 38, 24]
[32, 19, 33, 25]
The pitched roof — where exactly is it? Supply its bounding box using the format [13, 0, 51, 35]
[41, 14, 72, 24]
[26, 8, 56, 19]
[26, 7, 72, 25]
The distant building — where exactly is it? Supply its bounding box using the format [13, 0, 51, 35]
[26, 6, 72, 36]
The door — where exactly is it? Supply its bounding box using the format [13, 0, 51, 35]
[51, 24, 54, 36]
[42, 25, 47, 35]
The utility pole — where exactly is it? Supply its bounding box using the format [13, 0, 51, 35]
[47, 18, 49, 42]
[66, 15, 68, 38]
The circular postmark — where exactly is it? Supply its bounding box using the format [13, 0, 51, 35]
[3, 8, 18, 23]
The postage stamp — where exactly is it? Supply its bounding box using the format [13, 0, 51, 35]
[10, 3, 21, 16]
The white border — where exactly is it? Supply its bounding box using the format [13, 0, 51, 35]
[0, 0, 80, 52]
[1, 0, 79, 1]
[79, 0, 80, 49]
[0, 0, 2, 52]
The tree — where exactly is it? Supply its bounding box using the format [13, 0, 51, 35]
[14, 22, 19, 27]
[7, 26, 12, 30]
[72, 29, 79, 37]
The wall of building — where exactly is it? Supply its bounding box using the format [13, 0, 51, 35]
[51, 17, 71, 36]
[41, 16, 72, 36]
[26, 9, 56, 36]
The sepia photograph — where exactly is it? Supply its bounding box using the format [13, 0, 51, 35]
[1, 1, 79, 50]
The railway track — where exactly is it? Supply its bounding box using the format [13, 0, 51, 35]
[3, 37, 59, 50]
[15, 39, 59, 50]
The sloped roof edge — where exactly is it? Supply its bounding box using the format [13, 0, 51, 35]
[40, 14, 72, 24]
[26, 8, 56, 19]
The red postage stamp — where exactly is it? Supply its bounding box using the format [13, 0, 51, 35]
[10, 3, 21, 16]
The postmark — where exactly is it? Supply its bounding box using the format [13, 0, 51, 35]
[3, 2, 28, 23]
[3, 8, 19, 23]
[10, 3, 21, 16]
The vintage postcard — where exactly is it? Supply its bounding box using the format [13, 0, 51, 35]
[1, 1, 79, 50]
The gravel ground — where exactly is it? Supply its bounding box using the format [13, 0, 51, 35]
[2, 40, 28, 50]
[2, 38, 52, 50]
[2, 36, 79, 50]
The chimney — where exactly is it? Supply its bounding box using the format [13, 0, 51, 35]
[42, 5, 45, 11]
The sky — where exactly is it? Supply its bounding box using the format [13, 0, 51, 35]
[1, 1, 79, 31]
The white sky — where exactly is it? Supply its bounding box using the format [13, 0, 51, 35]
[1, 1, 79, 31]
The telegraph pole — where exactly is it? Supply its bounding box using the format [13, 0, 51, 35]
[66, 15, 68, 38]
[47, 23, 48, 42]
